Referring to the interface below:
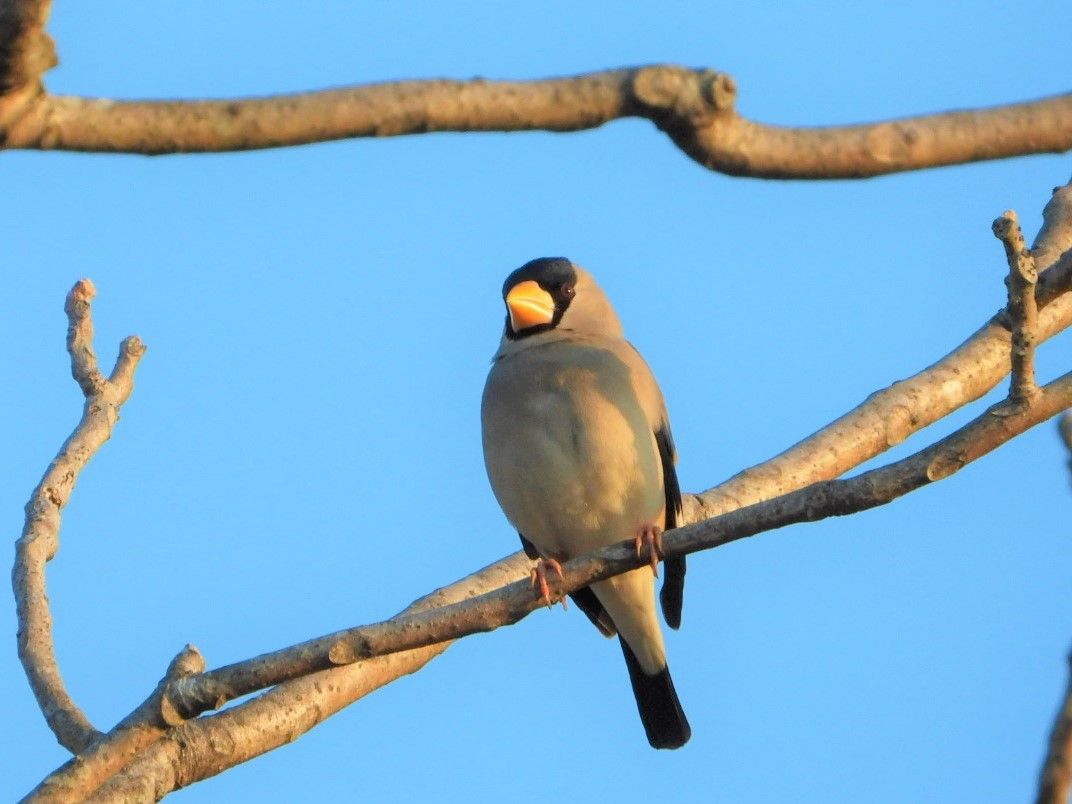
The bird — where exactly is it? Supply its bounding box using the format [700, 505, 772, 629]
[481, 256, 690, 749]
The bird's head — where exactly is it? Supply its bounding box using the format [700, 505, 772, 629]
[499, 257, 623, 342]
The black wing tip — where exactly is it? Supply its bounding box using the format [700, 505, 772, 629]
[619, 638, 692, 750]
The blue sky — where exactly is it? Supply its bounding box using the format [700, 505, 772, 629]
[4, 2, 1072, 801]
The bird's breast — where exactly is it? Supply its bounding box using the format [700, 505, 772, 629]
[482, 348, 663, 559]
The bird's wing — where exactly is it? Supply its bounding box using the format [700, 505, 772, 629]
[610, 339, 687, 629]
[655, 424, 686, 629]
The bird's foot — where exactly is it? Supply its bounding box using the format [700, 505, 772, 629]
[634, 524, 664, 577]
[530, 558, 566, 609]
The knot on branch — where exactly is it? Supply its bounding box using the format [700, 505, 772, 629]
[328, 635, 372, 665]
[159, 647, 235, 728]
[863, 122, 922, 165]
[160, 645, 212, 726]
[630, 66, 736, 126]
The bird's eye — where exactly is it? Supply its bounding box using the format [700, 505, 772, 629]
[562, 284, 576, 298]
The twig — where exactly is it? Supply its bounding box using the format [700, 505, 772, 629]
[14, 279, 145, 753]
[994, 210, 1041, 401]
[1037, 650, 1072, 804]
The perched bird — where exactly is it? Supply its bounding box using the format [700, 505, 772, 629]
[481, 257, 690, 749]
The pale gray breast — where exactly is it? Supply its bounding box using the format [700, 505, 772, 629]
[481, 341, 664, 558]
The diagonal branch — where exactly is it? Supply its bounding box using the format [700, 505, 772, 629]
[14, 279, 145, 753]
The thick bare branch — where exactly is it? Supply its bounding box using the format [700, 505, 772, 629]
[686, 180, 1072, 524]
[0, 64, 1069, 178]
[14, 279, 145, 753]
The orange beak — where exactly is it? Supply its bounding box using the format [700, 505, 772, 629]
[505, 280, 555, 331]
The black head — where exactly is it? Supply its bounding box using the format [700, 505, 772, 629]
[501, 257, 579, 339]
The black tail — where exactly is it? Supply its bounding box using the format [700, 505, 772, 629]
[619, 637, 691, 749]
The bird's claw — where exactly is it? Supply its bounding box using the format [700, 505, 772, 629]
[634, 524, 664, 577]
[530, 558, 566, 609]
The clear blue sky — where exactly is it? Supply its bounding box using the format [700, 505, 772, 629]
[5, 2, 1072, 801]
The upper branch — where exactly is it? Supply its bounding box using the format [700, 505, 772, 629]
[0, 62, 1069, 178]
[14, 279, 145, 754]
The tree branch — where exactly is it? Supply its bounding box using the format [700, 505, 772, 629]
[0, 57, 1067, 177]
[14, 279, 145, 753]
